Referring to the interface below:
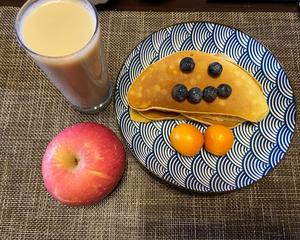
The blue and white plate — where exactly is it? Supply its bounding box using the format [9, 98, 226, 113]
[115, 22, 296, 192]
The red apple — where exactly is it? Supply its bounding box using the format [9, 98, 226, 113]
[42, 122, 125, 206]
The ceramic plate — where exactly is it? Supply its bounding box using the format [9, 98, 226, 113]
[115, 22, 296, 192]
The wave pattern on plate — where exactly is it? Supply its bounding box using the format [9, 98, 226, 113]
[168, 154, 191, 187]
[120, 112, 138, 150]
[235, 31, 250, 48]
[177, 154, 194, 170]
[115, 88, 127, 121]
[217, 155, 241, 187]
[192, 155, 216, 188]
[139, 123, 160, 149]
[184, 23, 194, 32]
[201, 36, 220, 54]
[162, 172, 180, 186]
[236, 171, 255, 189]
[124, 48, 140, 69]
[171, 24, 191, 51]
[227, 141, 248, 168]
[285, 102, 296, 132]
[132, 133, 151, 164]
[268, 87, 291, 122]
[243, 151, 269, 181]
[205, 22, 215, 33]
[234, 123, 257, 147]
[247, 38, 266, 66]
[213, 24, 234, 52]
[128, 53, 144, 83]
[146, 152, 167, 178]
[161, 121, 177, 149]
[254, 70, 275, 97]
[210, 173, 235, 192]
[250, 131, 275, 163]
[238, 51, 260, 76]
[115, 22, 296, 192]
[277, 125, 293, 152]
[180, 37, 194, 51]
[269, 147, 284, 168]
[224, 33, 246, 62]
[200, 148, 218, 170]
[139, 36, 158, 69]
[277, 69, 293, 100]
[151, 28, 170, 53]
[191, 23, 211, 51]
[262, 51, 281, 83]
[185, 173, 210, 192]
[117, 70, 131, 107]
[159, 37, 175, 59]
[258, 114, 283, 144]
[153, 133, 174, 169]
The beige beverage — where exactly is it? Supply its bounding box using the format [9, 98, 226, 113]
[16, 0, 111, 112]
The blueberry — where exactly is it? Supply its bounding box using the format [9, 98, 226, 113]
[217, 84, 232, 98]
[203, 86, 217, 102]
[187, 87, 202, 104]
[172, 84, 188, 102]
[208, 62, 223, 77]
[180, 57, 195, 73]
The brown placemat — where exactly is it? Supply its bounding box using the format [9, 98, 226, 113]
[0, 7, 299, 240]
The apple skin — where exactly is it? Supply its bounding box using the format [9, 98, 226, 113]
[42, 122, 126, 206]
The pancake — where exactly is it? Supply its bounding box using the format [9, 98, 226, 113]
[129, 109, 184, 122]
[182, 113, 244, 128]
[130, 109, 244, 128]
[127, 50, 269, 123]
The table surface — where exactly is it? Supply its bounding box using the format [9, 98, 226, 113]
[0, 0, 299, 12]
[0, 3, 299, 240]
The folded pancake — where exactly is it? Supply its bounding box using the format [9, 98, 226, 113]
[129, 109, 151, 123]
[127, 50, 269, 123]
[130, 109, 244, 128]
[129, 109, 183, 123]
[129, 53, 245, 128]
[182, 113, 244, 128]
[138, 109, 182, 120]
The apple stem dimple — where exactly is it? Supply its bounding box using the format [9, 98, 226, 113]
[74, 157, 79, 166]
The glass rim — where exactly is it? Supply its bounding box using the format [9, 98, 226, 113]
[15, 0, 99, 60]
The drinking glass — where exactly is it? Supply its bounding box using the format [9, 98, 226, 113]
[15, 0, 112, 113]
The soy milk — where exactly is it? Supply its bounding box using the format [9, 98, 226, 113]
[17, 0, 111, 111]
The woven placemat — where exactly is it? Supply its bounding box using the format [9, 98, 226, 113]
[0, 7, 299, 240]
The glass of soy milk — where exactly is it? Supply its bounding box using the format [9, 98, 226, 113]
[15, 0, 112, 113]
